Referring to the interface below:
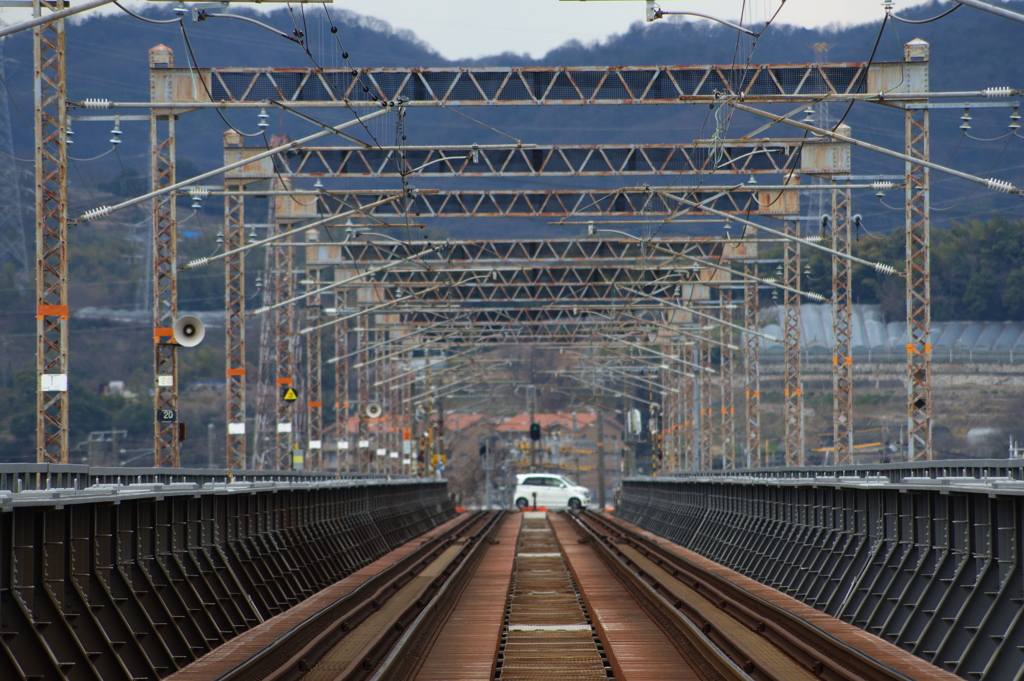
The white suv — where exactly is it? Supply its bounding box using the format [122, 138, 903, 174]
[513, 474, 590, 510]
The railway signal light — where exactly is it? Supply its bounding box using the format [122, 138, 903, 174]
[529, 423, 541, 441]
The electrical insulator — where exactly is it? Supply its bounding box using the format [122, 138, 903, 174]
[960, 108, 972, 131]
[983, 87, 1014, 98]
[1010, 108, 1021, 131]
[109, 115, 122, 145]
[257, 108, 270, 129]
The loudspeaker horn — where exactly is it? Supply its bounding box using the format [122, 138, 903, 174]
[173, 315, 206, 347]
[364, 403, 383, 419]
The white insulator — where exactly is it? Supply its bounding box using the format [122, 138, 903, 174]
[252, 306, 270, 316]
[765, 335, 781, 344]
[189, 186, 210, 199]
[81, 98, 111, 109]
[806, 291, 827, 302]
[183, 257, 210, 270]
[81, 205, 111, 221]
[761, 276, 777, 284]
[986, 178, 1016, 194]
[803, 235, 824, 243]
[873, 262, 898, 276]
[869, 181, 897, 192]
[983, 87, 1014, 98]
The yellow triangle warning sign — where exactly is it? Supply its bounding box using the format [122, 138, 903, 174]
[282, 387, 299, 402]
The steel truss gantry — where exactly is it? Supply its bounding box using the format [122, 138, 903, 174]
[142, 50, 944, 470]
[248, 141, 805, 178]
[282, 185, 796, 219]
[147, 62, 887, 108]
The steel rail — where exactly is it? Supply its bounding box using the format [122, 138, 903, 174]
[368, 511, 508, 680]
[211, 511, 487, 681]
[561, 512, 752, 681]
[576, 511, 917, 681]
[320, 511, 505, 681]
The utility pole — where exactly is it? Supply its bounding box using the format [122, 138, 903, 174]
[34, 0, 69, 464]
[333, 287, 350, 472]
[223, 132, 247, 470]
[273, 179, 296, 469]
[527, 383, 537, 470]
[719, 289, 736, 469]
[150, 45, 179, 468]
[783, 216, 804, 465]
[682, 343, 696, 471]
[483, 437, 491, 509]
[904, 39, 933, 460]
[743, 264, 761, 467]
[305, 249, 323, 471]
[207, 422, 214, 468]
[698, 327, 713, 469]
[596, 406, 605, 510]
[831, 173, 854, 465]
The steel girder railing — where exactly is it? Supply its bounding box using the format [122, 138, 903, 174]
[0, 476, 454, 680]
[616, 473, 1024, 681]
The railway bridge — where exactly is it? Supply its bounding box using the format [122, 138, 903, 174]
[2, 461, 1023, 680]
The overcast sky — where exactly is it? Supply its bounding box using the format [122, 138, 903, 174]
[321, 0, 937, 59]
[0, 0, 963, 60]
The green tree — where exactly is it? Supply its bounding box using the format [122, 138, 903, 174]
[1003, 267, 1024, 318]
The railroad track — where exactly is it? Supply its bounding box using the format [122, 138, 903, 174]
[191, 510, 503, 681]
[570, 510, 917, 681]
[185, 509, 937, 681]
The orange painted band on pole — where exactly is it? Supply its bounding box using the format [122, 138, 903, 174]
[276, 377, 293, 385]
[226, 368, 245, 377]
[37, 304, 69, 319]
[308, 401, 322, 408]
[153, 327, 174, 343]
